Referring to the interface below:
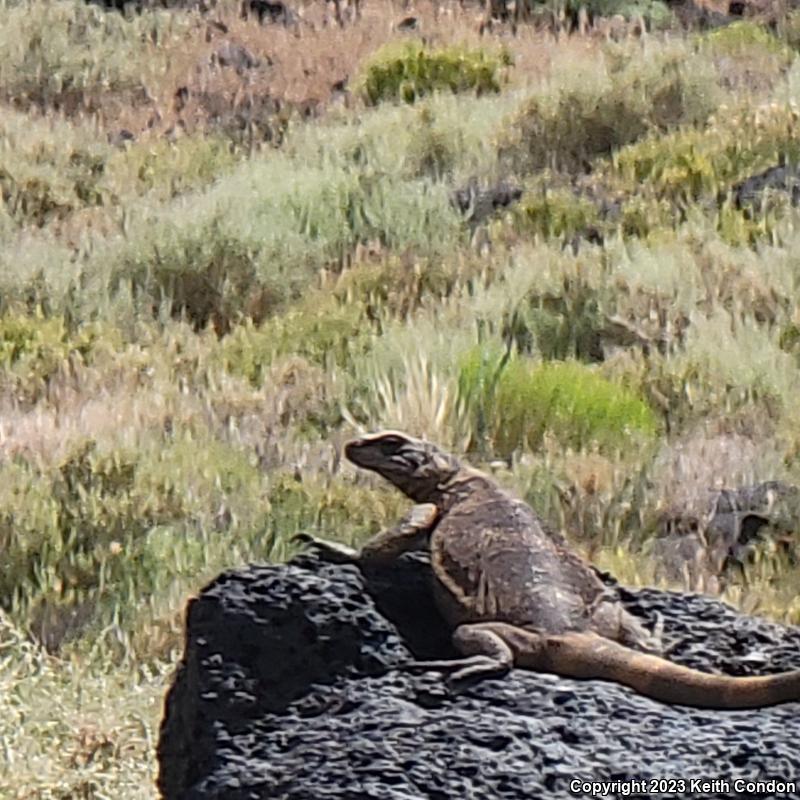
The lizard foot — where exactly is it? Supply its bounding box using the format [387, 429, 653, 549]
[397, 655, 511, 689]
[292, 532, 359, 564]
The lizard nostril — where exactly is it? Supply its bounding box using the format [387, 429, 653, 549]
[343, 440, 362, 458]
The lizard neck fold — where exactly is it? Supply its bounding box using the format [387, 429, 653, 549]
[431, 469, 496, 513]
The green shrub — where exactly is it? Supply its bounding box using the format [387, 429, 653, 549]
[334, 253, 479, 320]
[403, 107, 459, 180]
[0, 0, 182, 114]
[219, 294, 373, 385]
[499, 45, 720, 174]
[612, 309, 799, 433]
[501, 276, 607, 362]
[2, 435, 269, 649]
[105, 135, 241, 202]
[110, 217, 271, 333]
[716, 199, 787, 246]
[103, 143, 462, 329]
[703, 21, 792, 61]
[0, 312, 119, 404]
[611, 104, 800, 206]
[0, 111, 110, 228]
[262, 472, 407, 552]
[612, 129, 715, 203]
[459, 348, 658, 455]
[359, 41, 511, 106]
[616, 195, 676, 238]
[0, 113, 239, 230]
[0, 426, 412, 651]
[781, 10, 800, 51]
[513, 187, 601, 241]
[0, 160, 103, 228]
[3, 93, 480, 324]
[562, 0, 672, 25]
[780, 322, 800, 356]
[700, 21, 793, 94]
[499, 0, 671, 29]
[513, 182, 678, 243]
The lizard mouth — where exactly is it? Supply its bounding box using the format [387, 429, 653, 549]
[344, 438, 365, 461]
[344, 437, 380, 468]
[344, 433, 411, 470]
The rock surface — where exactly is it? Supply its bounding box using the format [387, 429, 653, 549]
[734, 162, 800, 214]
[450, 179, 523, 225]
[157, 552, 800, 799]
[653, 480, 799, 591]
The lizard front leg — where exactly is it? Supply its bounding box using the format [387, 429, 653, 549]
[293, 502, 439, 566]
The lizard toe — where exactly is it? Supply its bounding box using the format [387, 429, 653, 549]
[447, 656, 512, 688]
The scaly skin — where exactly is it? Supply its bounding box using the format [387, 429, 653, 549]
[309, 430, 800, 709]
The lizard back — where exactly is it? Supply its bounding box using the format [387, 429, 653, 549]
[430, 478, 608, 635]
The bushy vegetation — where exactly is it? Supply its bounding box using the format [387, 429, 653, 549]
[498, 44, 721, 173]
[515, 0, 671, 27]
[459, 348, 658, 455]
[359, 41, 511, 105]
[4, 1, 800, 795]
[583, 0, 671, 25]
[702, 20, 793, 63]
[610, 101, 800, 206]
[513, 185, 601, 242]
[0, 0, 183, 114]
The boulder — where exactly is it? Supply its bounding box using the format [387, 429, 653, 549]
[211, 42, 262, 73]
[653, 480, 799, 590]
[157, 552, 800, 799]
[450, 178, 523, 225]
[87, 0, 216, 12]
[241, 0, 298, 26]
[734, 162, 800, 215]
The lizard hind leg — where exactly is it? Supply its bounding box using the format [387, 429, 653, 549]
[449, 624, 515, 685]
[399, 624, 515, 689]
[590, 595, 663, 655]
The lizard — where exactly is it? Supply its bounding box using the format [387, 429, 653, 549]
[298, 430, 800, 709]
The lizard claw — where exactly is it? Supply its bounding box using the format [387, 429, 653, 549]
[396, 655, 510, 687]
[395, 658, 458, 675]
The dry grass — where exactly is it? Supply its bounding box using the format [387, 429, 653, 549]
[0, 611, 168, 799]
[10, 0, 561, 144]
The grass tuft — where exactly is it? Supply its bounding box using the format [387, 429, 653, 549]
[459, 348, 659, 456]
[359, 41, 512, 105]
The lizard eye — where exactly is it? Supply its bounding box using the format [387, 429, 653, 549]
[379, 435, 406, 453]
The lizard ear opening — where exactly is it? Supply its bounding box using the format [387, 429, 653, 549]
[411, 451, 458, 485]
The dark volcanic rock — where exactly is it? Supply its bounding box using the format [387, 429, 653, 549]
[654, 480, 799, 588]
[241, 0, 297, 25]
[158, 553, 800, 800]
[666, 0, 732, 29]
[734, 162, 800, 214]
[450, 178, 523, 225]
[211, 42, 261, 73]
[88, 0, 215, 12]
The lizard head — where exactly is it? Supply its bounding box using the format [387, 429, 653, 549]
[344, 430, 461, 503]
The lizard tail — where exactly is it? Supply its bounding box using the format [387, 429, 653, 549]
[510, 626, 800, 709]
